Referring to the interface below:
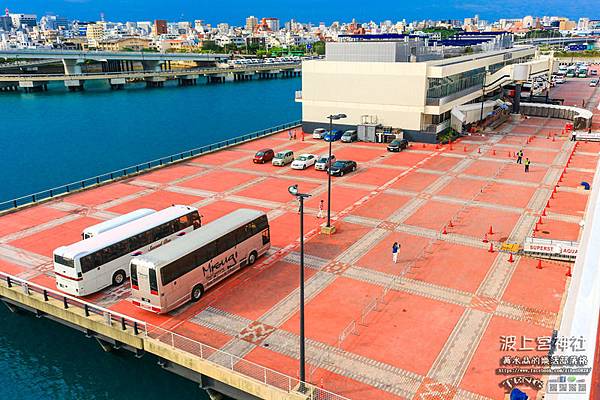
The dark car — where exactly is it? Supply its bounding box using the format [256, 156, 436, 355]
[328, 160, 357, 176]
[323, 129, 344, 142]
[253, 148, 274, 163]
[387, 139, 409, 152]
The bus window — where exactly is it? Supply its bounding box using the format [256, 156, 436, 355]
[131, 263, 139, 289]
[149, 269, 158, 295]
[262, 229, 270, 245]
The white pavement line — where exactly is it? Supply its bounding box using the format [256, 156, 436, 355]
[457, 173, 540, 188]
[167, 169, 212, 185]
[336, 228, 389, 265]
[165, 186, 216, 198]
[90, 210, 121, 221]
[97, 188, 155, 210]
[426, 309, 492, 386]
[128, 179, 161, 188]
[224, 195, 283, 210]
[383, 188, 419, 197]
[0, 214, 82, 244]
[0, 244, 51, 268]
[46, 202, 85, 212]
[475, 254, 519, 300]
[494, 143, 561, 153]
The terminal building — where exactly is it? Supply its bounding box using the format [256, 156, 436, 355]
[297, 32, 554, 142]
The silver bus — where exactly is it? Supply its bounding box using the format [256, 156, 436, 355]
[130, 209, 270, 313]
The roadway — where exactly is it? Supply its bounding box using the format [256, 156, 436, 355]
[0, 48, 229, 62]
[0, 62, 301, 86]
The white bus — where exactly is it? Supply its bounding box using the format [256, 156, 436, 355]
[54, 205, 201, 296]
[82, 209, 156, 239]
[130, 209, 270, 313]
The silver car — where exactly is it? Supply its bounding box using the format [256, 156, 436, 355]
[315, 154, 336, 171]
[312, 128, 326, 139]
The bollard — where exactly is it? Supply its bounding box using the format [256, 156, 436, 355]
[84, 304, 90, 317]
[63, 297, 68, 309]
[134, 322, 139, 335]
[121, 317, 126, 331]
[43, 290, 48, 301]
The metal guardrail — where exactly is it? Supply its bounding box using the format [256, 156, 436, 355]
[0, 270, 147, 334]
[0, 62, 302, 82]
[147, 324, 348, 400]
[0, 269, 347, 400]
[0, 120, 301, 213]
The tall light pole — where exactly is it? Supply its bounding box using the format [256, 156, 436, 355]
[325, 113, 346, 232]
[288, 184, 311, 389]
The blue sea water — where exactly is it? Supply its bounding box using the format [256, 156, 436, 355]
[0, 77, 301, 202]
[0, 76, 301, 399]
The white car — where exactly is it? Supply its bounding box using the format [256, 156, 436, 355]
[315, 154, 336, 171]
[555, 76, 566, 84]
[590, 79, 598, 87]
[291, 154, 317, 170]
[313, 128, 326, 139]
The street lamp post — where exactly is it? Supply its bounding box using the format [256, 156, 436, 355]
[288, 184, 311, 389]
[325, 113, 346, 232]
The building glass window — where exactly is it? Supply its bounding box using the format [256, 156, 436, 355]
[427, 68, 486, 100]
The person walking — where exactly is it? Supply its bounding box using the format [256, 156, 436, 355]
[392, 242, 400, 264]
[317, 200, 324, 219]
[524, 157, 531, 173]
[288, 130, 292, 140]
[293, 130, 297, 140]
[516, 149, 523, 164]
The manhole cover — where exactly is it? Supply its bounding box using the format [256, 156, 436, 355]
[542, 230, 550, 234]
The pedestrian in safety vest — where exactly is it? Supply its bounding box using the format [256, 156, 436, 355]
[524, 158, 531, 173]
[517, 150, 523, 164]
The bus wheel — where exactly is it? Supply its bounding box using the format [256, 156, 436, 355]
[191, 284, 204, 302]
[247, 251, 258, 266]
[112, 270, 126, 286]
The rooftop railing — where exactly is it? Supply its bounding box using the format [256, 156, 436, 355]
[0, 120, 301, 214]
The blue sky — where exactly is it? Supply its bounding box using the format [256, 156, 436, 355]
[2, 0, 596, 24]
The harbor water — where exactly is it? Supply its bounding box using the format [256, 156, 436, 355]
[0, 76, 301, 399]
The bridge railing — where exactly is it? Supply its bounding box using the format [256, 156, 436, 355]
[0, 120, 301, 213]
[146, 324, 349, 400]
[0, 270, 148, 335]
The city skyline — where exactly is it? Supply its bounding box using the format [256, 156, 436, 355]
[2, 0, 597, 25]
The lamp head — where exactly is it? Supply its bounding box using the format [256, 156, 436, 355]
[288, 184, 299, 196]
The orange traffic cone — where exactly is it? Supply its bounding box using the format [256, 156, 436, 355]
[536, 259, 543, 269]
[508, 151, 512, 158]
[488, 225, 494, 235]
[422, 143, 426, 148]
[552, 136, 556, 142]
[566, 266, 572, 277]
[448, 220, 454, 228]
[508, 253, 514, 263]
[542, 208, 547, 216]
[534, 223, 539, 232]
[463, 146, 467, 152]
[450, 145, 454, 151]
[538, 216, 543, 225]
[546, 200, 550, 208]
[478, 148, 481, 154]
[442, 226, 447, 235]
[482, 233, 489, 243]
[488, 242, 494, 253]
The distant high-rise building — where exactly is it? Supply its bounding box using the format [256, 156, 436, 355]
[194, 19, 204, 31]
[578, 17, 590, 30]
[264, 17, 279, 31]
[152, 19, 167, 35]
[86, 22, 104, 40]
[245, 16, 258, 31]
[522, 16, 534, 29]
[0, 15, 12, 31]
[10, 13, 37, 29]
[41, 15, 69, 30]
